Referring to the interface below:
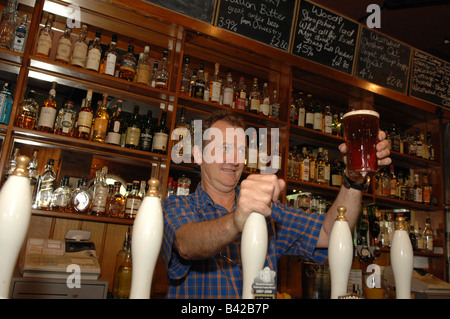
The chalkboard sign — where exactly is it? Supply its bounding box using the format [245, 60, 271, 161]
[215, 0, 296, 51]
[355, 27, 411, 94]
[410, 50, 450, 109]
[292, 0, 359, 74]
[143, 0, 216, 23]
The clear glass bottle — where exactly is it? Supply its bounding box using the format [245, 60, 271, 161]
[179, 56, 191, 95]
[13, 14, 28, 53]
[235, 77, 246, 111]
[270, 89, 280, 120]
[423, 216, 434, 252]
[27, 149, 39, 206]
[155, 50, 169, 90]
[210, 63, 221, 103]
[115, 242, 132, 299]
[323, 104, 333, 134]
[119, 44, 137, 81]
[107, 181, 125, 218]
[55, 25, 72, 64]
[135, 46, 151, 85]
[151, 111, 168, 154]
[71, 176, 91, 214]
[85, 30, 102, 72]
[125, 104, 141, 149]
[0, 82, 14, 124]
[259, 82, 270, 116]
[74, 90, 94, 140]
[124, 180, 141, 219]
[222, 72, 234, 107]
[249, 78, 260, 114]
[54, 100, 76, 136]
[15, 90, 39, 129]
[105, 100, 123, 146]
[91, 167, 109, 216]
[413, 173, 423, 203]
[50, 175, 71, 211]
[100, 34, 118, 76]
[35, 158, 56, 210]
[0, 0, 18, 50]
[313, 99, 323, 131]
[139, 110, 153, 152]
[35, 13, 54, 58]
[171, 107, 189, 158]
[70, 24, 88, 68]
[91, 93, 110, 143]
[36, 82, 57, 133]
[300, 146, 310, 182]
[112, 229, 130, 297]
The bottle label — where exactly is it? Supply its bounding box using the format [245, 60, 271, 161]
[105, 53, 117, 76]
[250, 98, 260, 112]
[136, 65, 151, 84]
[152, 132, 168, 151]
[324, 115, 332, 134]
[176, 184, 190, 196]
[211, 82, 221, 102]
[13, 30, 26, 52]
[36, 32, 52, 56]
[305, 113, 314, 125]
[56, 38, 72, 62]
[125, 126, 141, 146]
[86, 48, 101, 71]
[260, 102, 270, 116]
[92, 187, 109, 212]
[37, 107, 57, 128]
[236, 97, 246, 110]
[140, 132, 153, 150]
[297, 108, 305, 126]
[71, 42, 88, 67]
[93, 118, 108, 135]
[77, 111, 93, 133]
[313, 113, 322, 130]
[125, 198, 141, 216]
[106, 131, 121, 145]
[223, 88, 234, 106]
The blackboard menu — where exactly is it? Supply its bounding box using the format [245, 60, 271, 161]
[355, 27, 411, 94]
[292, 0, 359, 74]
[410, 50, 450, 109]
[143, 0, 216, 23]
[215, 0, 296, 51]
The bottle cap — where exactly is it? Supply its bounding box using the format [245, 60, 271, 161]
[12, 155, 30, 177]
[146, 178, 160, 197]
[336, 206, 348, 221]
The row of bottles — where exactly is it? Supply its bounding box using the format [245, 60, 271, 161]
[15, 84, 170, 154]
[179, 58, 281, 119]
[385, 124, 435, 161]
[166, 175, 192, 197]
[0, 0, 29, 53]
[287, 191, 331, 215]
[35, 14, 169, 89]
[287, 145, 345, 187]
[375, 165, 437, 206]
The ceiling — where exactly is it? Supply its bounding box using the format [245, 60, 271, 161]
[311, 0, 450, 63]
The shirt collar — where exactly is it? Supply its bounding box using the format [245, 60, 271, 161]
[195, 182, 240, 212]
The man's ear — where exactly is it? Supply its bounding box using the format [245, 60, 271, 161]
[193, 144, 202, 165]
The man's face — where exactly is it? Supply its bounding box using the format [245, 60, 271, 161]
[195, 120, 246, 192]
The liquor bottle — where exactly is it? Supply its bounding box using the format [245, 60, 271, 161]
[315, 148, 326, 184]
[105, 100, 123, 146]
[171, 107, 189, 158]
[15, 90, 39, 129]
[422, 173, 432, 205]
[292, 151, 300, 180]
[308, 148, 316, 183]
[0, 0, 17, 50]
[188, 69, 197, 97]
[155, 50, 169, 90]
[415, 221, 424, 250]
[125, 180, 141, 219]
[257, 133, 268, 173]
[323, 149, 331, 185]
[407, 131, 416, 156]
[115, 242, 132, 298]
[136, 46, 151, 85]
[313, 99, 323, 131]
[112, 229, 130, 297]
[71, 177, 91, 214]
[150, 61, 158, 88]
[413, 173, 422, 203]
[55, 26, 72, 64]
[36, 82, 57, 133]
[270, 89, 280, 120]
[415, 129, 423, 158]
[290, 91, 297, 124]
[323, 104, 333, 134]
[248, 78, 260, 114]
[222, 72, 234, 107]
[138, 180, 147, 199]
[246, 130, 258, 172]
[203, 72, 210, 102]
[194, 63, 205, 99]
[27, 149, 39, 205]
[139, 110, 154, 152]
[35, 158, 56, 210]
[235, 77, 246, 111]
[119, 45, 137, 81]
[422, 216, 434, 252]
[296, 92, 305, 127]
[270, 137, 281, 172]
[389, 165, 398, 198]
[4, 147, 19, 181]
[0, 82, 13, 124]
[391, 124, 400, 153]
[152, 111, 169, 154]
[85, 30, 102, 72]
[330, 159, 342, 187]
[107, 181, 125, 218]
[210, 63, 221, 103]
[75, 90, 94, 140]
[91, 167, 109, 216]
[259, 83, 270, 116]
[426, 132, 434, 161]
[166, 177, 175, 197]
[13, 14, 28, 53]
[35, 13, 54, 58]
[179, 56, 191, 95]
[331, 113, 340, 136]
[71, 24, 88, 68]
[409, 225, 416, 249]
[125, 104, 141, 149]
[176, 175, 191, 195]
[50, 175, 71, 211]
[91, 93, 110, 143]
[100, 34, 118, 76]
[397, 171, 407, 200]
[300, 146, 310, 182]
[304, 94, 314, 129]
[54, 100, 76, 136]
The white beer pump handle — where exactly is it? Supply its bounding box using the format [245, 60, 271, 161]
[130, 178, 164, 299]
[0, 156, 32, 299]
[241, 212, 268, 299]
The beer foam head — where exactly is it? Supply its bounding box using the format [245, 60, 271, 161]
[342, 109, 379, 119]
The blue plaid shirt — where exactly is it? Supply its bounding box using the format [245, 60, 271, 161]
[162, 183, 328, 299]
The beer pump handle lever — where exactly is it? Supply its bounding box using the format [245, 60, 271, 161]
[241, 212, 268, 299]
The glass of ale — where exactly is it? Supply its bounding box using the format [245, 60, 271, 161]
[342, 109, 379, 179]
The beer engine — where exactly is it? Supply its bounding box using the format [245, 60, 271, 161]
[129, 178, 163, 299]
[328, 206, 353, 299]
[241, 212, 267, 299]
[0, 156, 32, 299]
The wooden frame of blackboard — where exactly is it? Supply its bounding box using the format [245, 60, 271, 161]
[409, 48, 450, 111]
[353, 25, 412, 96]
[290, 0, 360, 76]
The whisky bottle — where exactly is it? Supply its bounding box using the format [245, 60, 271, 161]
[315, 147, 326, 184]
[155, 50, 169, 90]
[71, 24, 88, 68]
[150, 61, 158, 88]
[27, 149, 39, 205]
[139, 110, 153, 152]
[50, 175, 71, 211]
[308, 147, 316, 183]
[422, 216, 434, 252]
[171, 107, 189, 158]
[135, 46, 151, 85]
[290, 90, 297, 124]
[100, 34, 118, 76]
[389, 165, 398, 198]
[119, 45, 137, 81]
[125, 180, 141, 219]
[203, 72, 210, 102]
[179, 56, 191, 95]
[304, 94, 314, 129]
[0, 0, 17, 50]
[222, 72, 234, 107]
[15, 90, 39, 129]
[55, 26, 72, 64]
[194, 63, 205, 99]
[115, 243, 132, 298]
[107, 181, 125, 218]
[36, 82, 57, 133]
[259, 83, 270, 117]
[296, 92, 305, 126]
[112, 229, 130, 297]
[85, 30, 102, 72]
[323, 104, 333, 134]
[323, 149, 331, 185]
[13, 14, 28, 53]
[105, 100, 123, 146]
[125, 104, 141, 149]
[35, 13, 54, 58]
[35, 158, 56, 210]
[91, 167, 109, 216]
[71, 177, 92, 214]
[300, 146, 310, 182]
[235, 77, 246, 111]
[270, 89, 280, 120]
[54, 100, 76, 136]
[91, 93, 110, 143]
[313, 99, 323, 131]
[422, 173, 432, 205]
[413, 173, 422, 203]
[249, 78, 260, 114]
[74, 90, 94, 140]
[152, 111, 169, 154]
[0, 82, 13, 124]
[210, 63, 221, 103]
[426, 132, 434, 161]
[189, 69, 197, 97]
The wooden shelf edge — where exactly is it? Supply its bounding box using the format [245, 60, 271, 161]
[31, 209, 134, 225]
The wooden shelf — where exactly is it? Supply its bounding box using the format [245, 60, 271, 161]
[32, 209, 134, 225]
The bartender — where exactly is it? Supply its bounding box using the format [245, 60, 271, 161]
[161, 109, 391, 298]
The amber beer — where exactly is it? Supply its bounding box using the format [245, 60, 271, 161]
[342, 110, 379, 179]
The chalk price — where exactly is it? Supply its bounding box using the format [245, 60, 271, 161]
[217, 17, 238, 32]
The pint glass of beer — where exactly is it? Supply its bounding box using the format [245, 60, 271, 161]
[342, 110, 379, 179]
